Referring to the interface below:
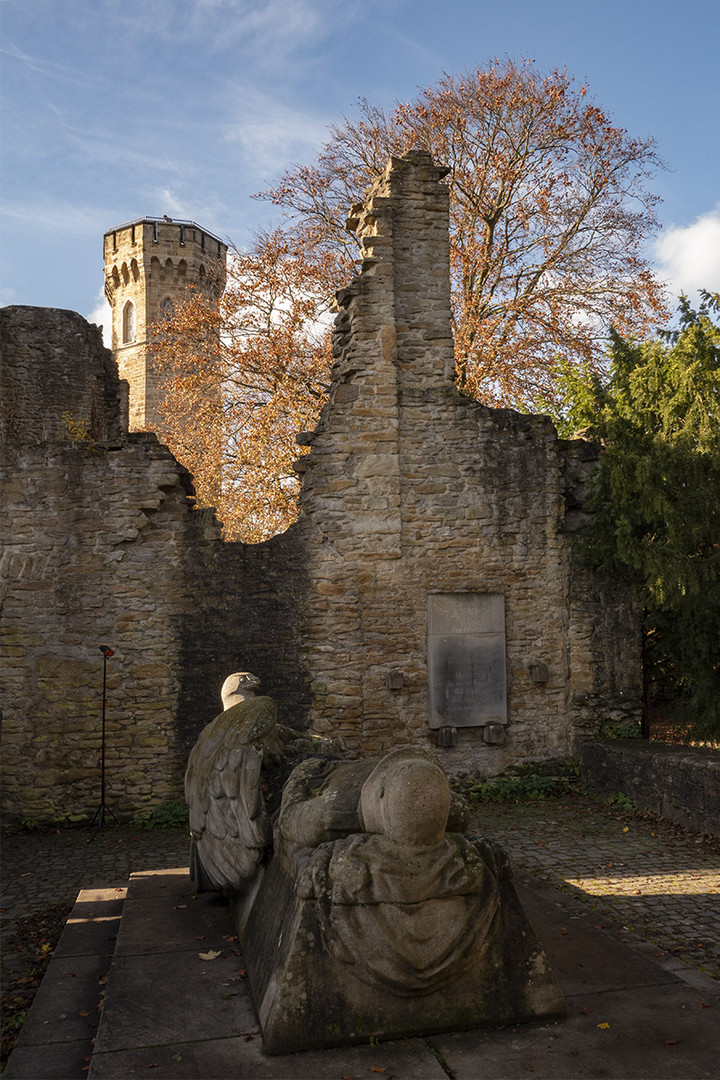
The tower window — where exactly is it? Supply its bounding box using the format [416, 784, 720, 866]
[161, 297, 174, 319]
[122, 300, 136, 344]
[131, 225, 136, 244]
[153, 222, 158, 243]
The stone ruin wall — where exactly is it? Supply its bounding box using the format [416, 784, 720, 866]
[0, 154, 642, 820]
[291, 152, 641, 775]
[0, 307, 305, 823]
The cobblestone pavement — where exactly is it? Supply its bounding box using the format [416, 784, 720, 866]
[1, 795, 719, 986]
[1, 824, 190, 982]
[472, 796, 720, 980]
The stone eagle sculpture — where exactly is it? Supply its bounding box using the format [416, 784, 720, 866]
[184, 672, 285, 893]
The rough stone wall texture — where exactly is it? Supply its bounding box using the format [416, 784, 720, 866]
[292, 152, 642, 775]
[581, 740, 720, 837]
[0, 306, 298, 822]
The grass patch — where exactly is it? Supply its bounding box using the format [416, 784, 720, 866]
[132, 799, 189, 830]
[459, 759, 581, 805]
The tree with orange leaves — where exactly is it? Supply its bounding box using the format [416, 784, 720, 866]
[156, 60, 667, 540]
[152, 230, 334, 541]
[264, 59, 667, 407]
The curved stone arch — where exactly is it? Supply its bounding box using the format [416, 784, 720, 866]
[164, 257, 174, 281]
[150, 255, 162, 280]
[111, 266, 121, 289]
[120, 262, 130, 286]
[177, 258, 188, 280]
[160, 296, 175, 320]
[122, 299, 136, 343]
[130, 258, 140, 282]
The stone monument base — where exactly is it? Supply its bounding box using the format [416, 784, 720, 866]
[239, 845, 566, 1054]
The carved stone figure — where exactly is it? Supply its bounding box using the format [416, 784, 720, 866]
[241, 746, 566, 1053]
[184, 672, 328, 896]
[184, 673, 279, 893]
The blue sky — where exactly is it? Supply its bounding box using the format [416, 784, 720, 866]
[2, 0, 719, 342]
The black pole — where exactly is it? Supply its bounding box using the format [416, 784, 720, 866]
[100, 649, 107, 820]
[89, 645, 117, 830]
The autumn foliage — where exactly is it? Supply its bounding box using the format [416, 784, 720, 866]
[265, 60, 667, 406]
[152, 231, 334, 541]
[154, 59, 667, 540]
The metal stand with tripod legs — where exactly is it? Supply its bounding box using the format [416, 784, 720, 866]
[89, 645, 118, 830]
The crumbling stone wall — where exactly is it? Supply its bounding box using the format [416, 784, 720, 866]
[291, 152, 641, 774]
[0, 307, 303, 822]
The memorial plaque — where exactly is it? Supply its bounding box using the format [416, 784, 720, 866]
[428, 593, 507, 729]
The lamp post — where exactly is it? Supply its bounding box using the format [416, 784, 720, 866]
[90, 645, 117, 828]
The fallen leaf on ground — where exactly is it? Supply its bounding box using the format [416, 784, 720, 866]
[370, 1069, 386, 1074]
[666, 1038, 681, 1045]
[198, 950, 221, 960]
[78, 1010, 90, 1017]
[597, 1022, 610, 1029]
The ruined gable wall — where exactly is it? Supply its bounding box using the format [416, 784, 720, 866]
[294, 152, 641, 774]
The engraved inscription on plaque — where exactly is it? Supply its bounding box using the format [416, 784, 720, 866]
[428, 593, 507, 729]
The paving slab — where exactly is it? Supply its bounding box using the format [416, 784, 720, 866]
[91, 882, 257, 1057]
[3, 887, 124, 1080]
[434, 981, 720, 1080]
[88, 1033, 449, 1079]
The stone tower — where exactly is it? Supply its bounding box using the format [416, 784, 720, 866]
[103, 218, 227, 430]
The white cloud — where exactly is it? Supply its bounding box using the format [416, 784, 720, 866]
[87, 289, 112, 347]
[1, 199, 111, 233]
[654, 205, 720, 301]
[223, 88, 330, 175]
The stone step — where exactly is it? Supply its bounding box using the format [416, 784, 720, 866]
[3, 884, 127, 1079]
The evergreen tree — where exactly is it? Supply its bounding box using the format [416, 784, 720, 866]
[546, 293, 720, 740]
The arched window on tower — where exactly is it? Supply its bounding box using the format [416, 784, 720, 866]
[160, 297, 174, 320]
[122, 300, 136, 344]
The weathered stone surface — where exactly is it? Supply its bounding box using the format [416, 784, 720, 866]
[581, 739, 720, 837]
[288, 151, 642, 770]
[0, 307, 312, 822]
[241, 747, 566, 1053]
